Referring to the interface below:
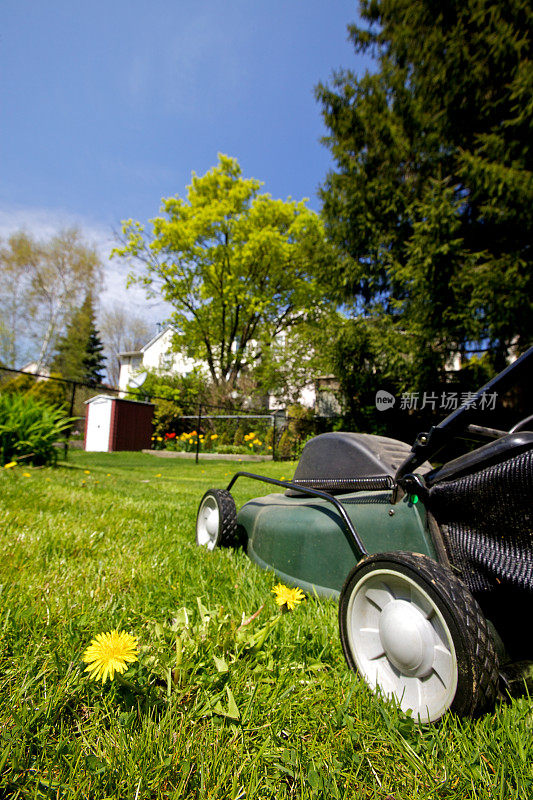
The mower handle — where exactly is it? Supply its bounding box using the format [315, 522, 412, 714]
[226, 471, 369, 557]
[395, 344, 533, 482]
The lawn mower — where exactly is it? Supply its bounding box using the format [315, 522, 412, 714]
[195, 347, 533, 722]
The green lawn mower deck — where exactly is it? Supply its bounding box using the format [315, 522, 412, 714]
[196, 346, 533, 722]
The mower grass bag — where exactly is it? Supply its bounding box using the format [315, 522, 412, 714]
[195, 347, 533, 722]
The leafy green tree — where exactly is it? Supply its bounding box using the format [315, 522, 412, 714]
[0, 232, 40, 368]
[114, 155, 334, 398]
[0, 229, 103, 370]
[52, 294, 106, 385]
[316, 0, 533, 386]
[252, 313, 342, 407]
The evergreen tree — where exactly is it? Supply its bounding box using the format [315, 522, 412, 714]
[52, 294, 106, 385]
[316, 0, 533, 388]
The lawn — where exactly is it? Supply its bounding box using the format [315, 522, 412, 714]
[1, 452, 532, 799]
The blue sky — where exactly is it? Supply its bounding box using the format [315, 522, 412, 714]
[1, 0, 372, 321]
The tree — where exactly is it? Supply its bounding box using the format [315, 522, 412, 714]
[99, 302, 153, 386]
[0, 232, 40, 367]
[316, 0, 533, 387]
[0, 229, 103, 370]
[52, 294, 106, 385]
[251, 313, 342, 406]
[113, 155, 334, 398]
[31, 229, 103, 371]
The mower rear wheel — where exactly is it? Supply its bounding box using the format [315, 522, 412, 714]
[196, 489, 238, 550]
[339, 551, 499, 723]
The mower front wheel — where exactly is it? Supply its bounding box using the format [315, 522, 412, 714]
[339, 551, 499, 723]
[196, 489, 238, 550]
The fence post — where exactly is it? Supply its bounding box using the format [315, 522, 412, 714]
[272, 414, 276, 461]
[195, 404, 202, 464]
[63, 381, 77, 460]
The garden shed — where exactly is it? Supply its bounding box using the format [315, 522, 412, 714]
[84, 395, 154, 452]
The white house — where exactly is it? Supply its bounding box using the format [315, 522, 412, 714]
[117, 326, 335, 413]
[118, 327, 200, 395]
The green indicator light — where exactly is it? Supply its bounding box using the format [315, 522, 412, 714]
[410, 494, 419, 504]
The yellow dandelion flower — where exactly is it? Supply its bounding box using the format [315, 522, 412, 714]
[249, 443, 254, 448]
[271, 583, 305, 611]
[84, 470, 91, 474]
[155, 473, 162, 477]
[156, 436, 163, 442]
[83, 630, 138, 683]
[4, 461, 17, 469]
[255, 440, 262, 446]
[211, 434, 218, 440]
[23, 472, 31, 478]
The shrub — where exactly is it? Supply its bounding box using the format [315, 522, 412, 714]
[27, 372, 70, 410]
[277, 429, 294, 459]
[0, 393, 74, 466]
[233, 424, 245, 446]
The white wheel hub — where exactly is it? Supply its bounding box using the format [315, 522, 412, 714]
[379, 600, 435, 677]
[196, 496, 220, 549]
[346, 568, 458, 722]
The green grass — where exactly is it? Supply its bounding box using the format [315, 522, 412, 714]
[1, 452, 532, 799]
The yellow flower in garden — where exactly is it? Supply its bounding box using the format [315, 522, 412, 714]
[249, 443, 254, 448]
[271, 583, 305, 611]
[4, 462, 17, 469]
[83, 630, 138, 683]
[23, 472, 31, 478]
[84, 470, 91, 474]
[156, 436, 163, 442]
[255, 440, 262, 446]
[211, 434, 218, 440]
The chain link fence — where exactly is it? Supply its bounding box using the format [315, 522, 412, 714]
[0, 366, 345, 461]
[2, 364, 527, 464]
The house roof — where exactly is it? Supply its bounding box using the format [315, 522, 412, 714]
[118, 326, 173, 359]
[140, 327, 172, 353]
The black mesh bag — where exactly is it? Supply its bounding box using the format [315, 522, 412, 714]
[429, 449, 533, 594]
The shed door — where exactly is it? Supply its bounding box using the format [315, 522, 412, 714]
[85, 399, 112, 451]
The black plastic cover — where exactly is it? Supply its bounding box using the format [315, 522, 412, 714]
[286, 432, 430, 496]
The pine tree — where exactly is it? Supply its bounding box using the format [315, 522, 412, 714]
[316, 0, 533, 387]
[52, 294, 106, 385]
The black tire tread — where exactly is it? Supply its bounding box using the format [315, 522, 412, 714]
[339, 551, 499, 719]
[196, 489, 238, 548]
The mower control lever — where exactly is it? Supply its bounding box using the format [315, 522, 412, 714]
[226, 470, 369, 557]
